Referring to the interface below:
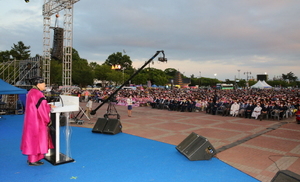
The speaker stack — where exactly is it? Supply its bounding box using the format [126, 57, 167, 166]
[51, 27, 64, 61]
[92, 118, 122, 135]
[176, 132, 216, 161]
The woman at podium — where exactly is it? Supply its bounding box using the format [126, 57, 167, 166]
[21, 77, 54, 166]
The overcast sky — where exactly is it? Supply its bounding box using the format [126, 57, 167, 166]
[1, 0, 300, 81]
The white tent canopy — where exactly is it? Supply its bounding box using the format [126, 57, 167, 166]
[251, 80, 272, 89]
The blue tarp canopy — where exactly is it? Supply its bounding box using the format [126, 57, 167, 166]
[0, 79, 28, 94]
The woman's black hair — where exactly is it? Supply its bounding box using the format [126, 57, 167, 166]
[31, 77, 45, 86]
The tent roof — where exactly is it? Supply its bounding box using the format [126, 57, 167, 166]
[0, 79, 28, 94]
[251, 80, 272, 89]
[261, 80, 272, 88]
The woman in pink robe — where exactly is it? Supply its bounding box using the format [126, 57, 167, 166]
[21, 77, 54, 166]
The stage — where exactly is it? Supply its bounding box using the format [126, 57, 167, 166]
[0, 115, 258, 182]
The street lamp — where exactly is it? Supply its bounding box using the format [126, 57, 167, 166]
[199, 71, 201, 86]
[214, 73, 217, 79]
[244, 71, 251, 88]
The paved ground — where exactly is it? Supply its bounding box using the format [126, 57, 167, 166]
[71, 102, 300, 182]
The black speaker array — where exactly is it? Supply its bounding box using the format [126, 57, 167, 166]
[92, 118, 122, 135]
[51, 27, 64, 61]
[176, 132, 216, 161]
[271, 170, 300, 182]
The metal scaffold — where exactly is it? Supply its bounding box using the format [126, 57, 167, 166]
[42, 0, 80, 93]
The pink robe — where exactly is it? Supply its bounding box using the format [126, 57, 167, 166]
[20, 88, 53, 155]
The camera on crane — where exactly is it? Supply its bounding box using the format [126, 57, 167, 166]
[158, 57, 167, 62]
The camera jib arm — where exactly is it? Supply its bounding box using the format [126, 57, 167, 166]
[90, 50, 167, 115]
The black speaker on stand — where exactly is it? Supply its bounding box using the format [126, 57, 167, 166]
[176, 132, 216, 161]
[92, 118, 122, 134]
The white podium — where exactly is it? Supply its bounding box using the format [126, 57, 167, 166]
[45, 95, 79, 165]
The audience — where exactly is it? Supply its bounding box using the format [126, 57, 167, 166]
[52, 87, 300, 122]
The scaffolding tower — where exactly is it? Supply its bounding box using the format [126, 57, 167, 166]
[42, 0, 80, 93]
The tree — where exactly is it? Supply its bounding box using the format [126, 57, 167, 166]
[71, 48, 94, 87]
[104, 52, 133, 71]
[10, 41, 31, 60]
[0, 50, 12, 62]
[50, 59, 62, 85]
[282, 72, 298, 82]
[164, 68, 177, 78]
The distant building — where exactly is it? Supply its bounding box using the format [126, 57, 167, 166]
[170, 71, 191, 88]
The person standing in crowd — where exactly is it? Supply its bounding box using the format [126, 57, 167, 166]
[20, 77, 55, 166]
[86, 97, 93, 119]
[127, 95, 133, 117]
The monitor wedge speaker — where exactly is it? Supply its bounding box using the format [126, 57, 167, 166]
[92, 118, 122, 135]
[176, 132, 216, 161]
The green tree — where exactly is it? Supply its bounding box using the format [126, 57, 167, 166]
[71, 48, 94, 87]
[282, 72, 298, 82]
[94, 64, 113, 84]
[50, 59, 62, 85]
[104, 52, 133, 71]
[164, 68, 177, 78]
[10, 41, 31, 60]
[0, 50, 12, 62]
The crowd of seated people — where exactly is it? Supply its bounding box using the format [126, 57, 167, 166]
[128, 88, 299, 121]
[59, 87, 299, 122]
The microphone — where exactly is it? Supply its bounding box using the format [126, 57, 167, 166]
[59, 95, 64, 107]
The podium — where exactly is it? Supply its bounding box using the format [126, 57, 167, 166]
[44, 95, 79, 165]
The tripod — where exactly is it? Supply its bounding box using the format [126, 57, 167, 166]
[104, 101, 120, 119]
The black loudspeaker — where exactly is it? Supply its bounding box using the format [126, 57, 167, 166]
[51, 27, 64, 61]
[271, 170, 300, 182]
[92, 118, 122, 134]
[176, 132, 216, 161]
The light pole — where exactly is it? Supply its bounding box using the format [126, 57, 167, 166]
[244, 71, 251, 88]
[238, 70, 240, 79]
[199, 71, 201, 86]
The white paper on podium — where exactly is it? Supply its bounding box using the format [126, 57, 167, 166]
[51, 95, 79, 113]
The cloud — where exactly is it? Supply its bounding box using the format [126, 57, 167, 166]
[1, 0, 300, 81]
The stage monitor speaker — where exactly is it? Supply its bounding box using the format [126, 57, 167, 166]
[176, 132, 216, 161]
[92, 118, 122, 134]
[271, 170, 300, 182]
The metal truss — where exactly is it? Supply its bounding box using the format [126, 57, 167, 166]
[42, 0, 80, 93]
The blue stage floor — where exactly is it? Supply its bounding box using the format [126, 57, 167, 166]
[0, 115, 259, 182]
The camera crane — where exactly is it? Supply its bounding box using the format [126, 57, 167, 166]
[90, 50, 167, 118]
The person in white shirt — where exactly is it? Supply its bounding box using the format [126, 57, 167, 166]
[230, 101, 240, 117]
[86, 97, 93, 119]
[127, 95, 133, 117]
[251, 103, 262, 119]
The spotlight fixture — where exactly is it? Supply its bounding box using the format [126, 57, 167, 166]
[25, 0, 29, 3]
